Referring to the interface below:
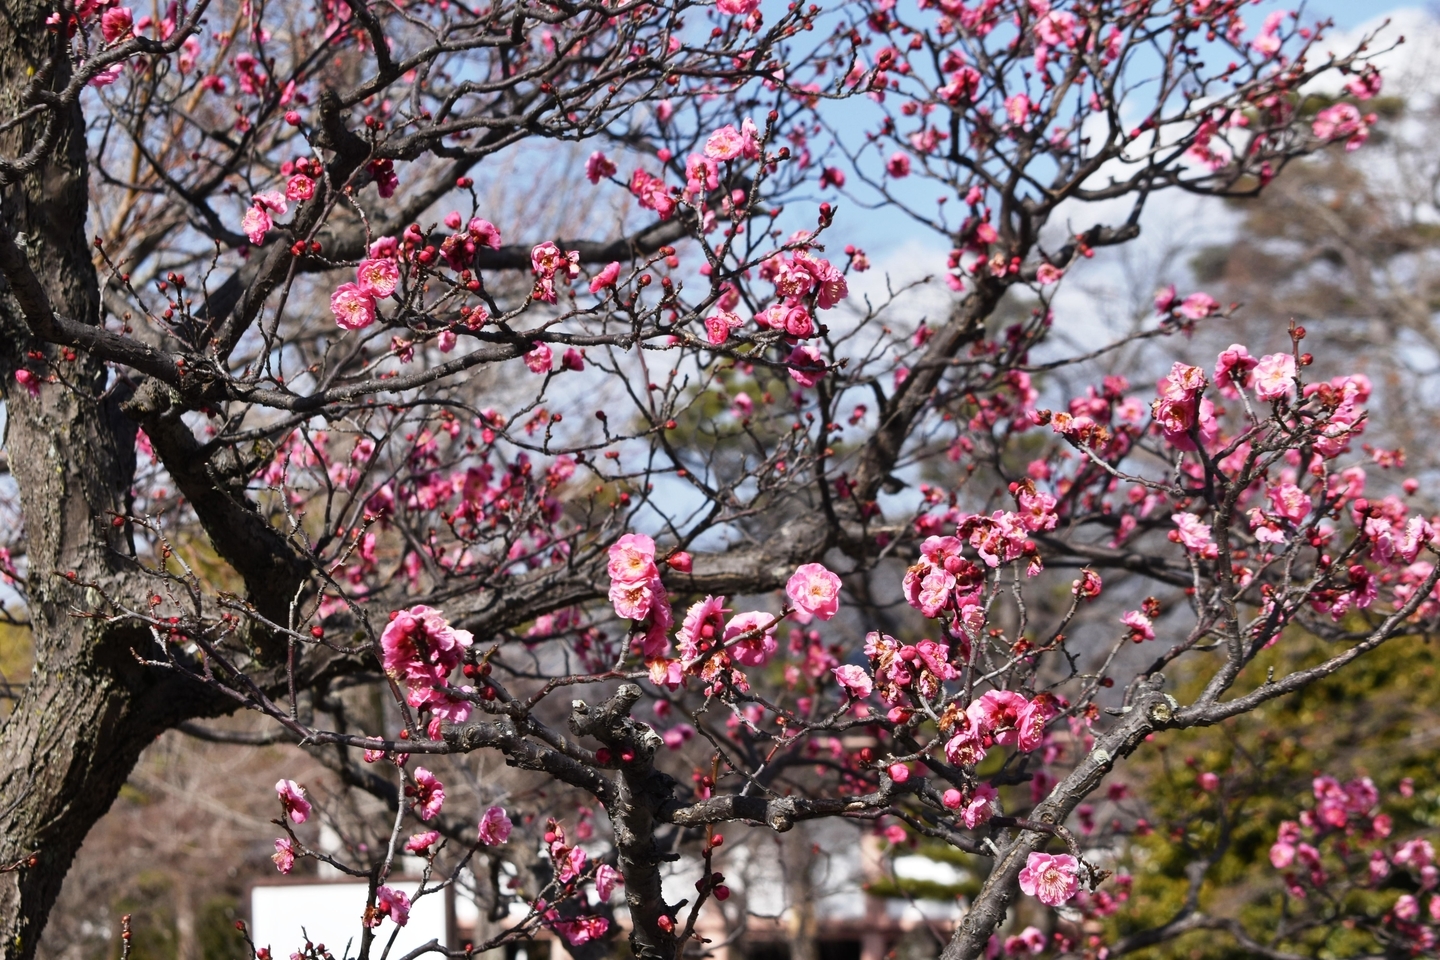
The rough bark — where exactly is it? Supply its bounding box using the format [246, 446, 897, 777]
[0, 8, 218, 957]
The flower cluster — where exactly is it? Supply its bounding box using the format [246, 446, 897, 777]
[942, 690, 1059, 766]
[330, 250, 401, 330]
[531, 241, 580, 304]
[379, 605, 474, 738]
[607, 533, 673, 660]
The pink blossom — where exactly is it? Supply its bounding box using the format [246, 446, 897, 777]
[285, 174, 315, 201]
[970, 690, 1028, 746]
[885, 152, 911, 178]
[1178, 292, 1219, 320]
[1213, 344, 1257, 398]
[525, 343, 553, 374]
[677, 595, 728, 662]
[716, 0, 762, 15]
[1252, 353, 1297, 401]
[705, 310, 743, 345]
[1016, 695, 1056, 752]
[272, 837, 296, 873]
[330, 283, 377, 330]
[552, 915, 610, 946]
[609, 576, 660, 621]
[356, 258, 400, 298]
[1171, 513, 1218, 558]
[585, 151, 617, 183]
[786, 344, 828, 387]
[101, 6, 133, 43]
[962, 783, 998, 829]
[1198, 771, 1220, 792]
[595, 863, 623, 900]
[589, 261, 621, 293]
[275, 779, 311, 823]
[1017, 852, 1080, 906]
[240, 206, 272, 245]
[1267, 483, 1310, 523]
[725, 611, 778, 666]
[13, 369, 40, 398]
[468, 218, 503, 249]
[374, 886, 411, 927]
[562, 348, 584, 371]
[1345, 68, 1382, 101]
[1036, 263, 1062, 285]
[705, 124, 758, 161]
[1005, 93, 1030, 125]
[609, 533, 658, 584]
[405, 830, 440, 854]
[531, 242, 580, 303]
[1313, 103, 1371, 151]
[437, 330, 456, 353]
[89, 63, 125, 87]
[1396, 894, 1420, 922]
[409, 767, 445, 821]
[786, 563, 841, 621]
[478, 806, 513, 845]
[1154, 284, 1177, 313]
[1121, 610, 1154, 642]
[380, 605, 474, 683]
[833, 664, 873, 700]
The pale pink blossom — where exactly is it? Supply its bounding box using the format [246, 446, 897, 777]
[705, 124, 758, 161]
[89, 63, 125, 87]
[1267, 483, 1310, 523]
[1178, 292, 1220, 320]
[1017, 852, 1080, 906]
[1035, 263, 1062, 285]
[276, 779, 311, 823]
[1121, 610, 1154, 642]
[609, 533, 658, 583]
[1252, 352, 1297, 401]
[1345, 68, 1382, 100]
[1312, 103, 1371, 151]
[1005, 93, 1030, 125]
[241, 206, 272, 245]
[594, 863, 623, 900]
[608, 576, 660, 621]
[272, 837, 296, 873]
[1171, 513, 1218, 558]
[786, 563, 842, 621]
[833, 664, 873, 700]
[330, 282, 377, 330]
[478, 805, 513, 845]
[726, 611, 778, 666]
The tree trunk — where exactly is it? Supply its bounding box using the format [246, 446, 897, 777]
[0, 8, 219, 958]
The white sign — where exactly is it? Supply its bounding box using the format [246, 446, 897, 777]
[250, 881, 451, 960]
